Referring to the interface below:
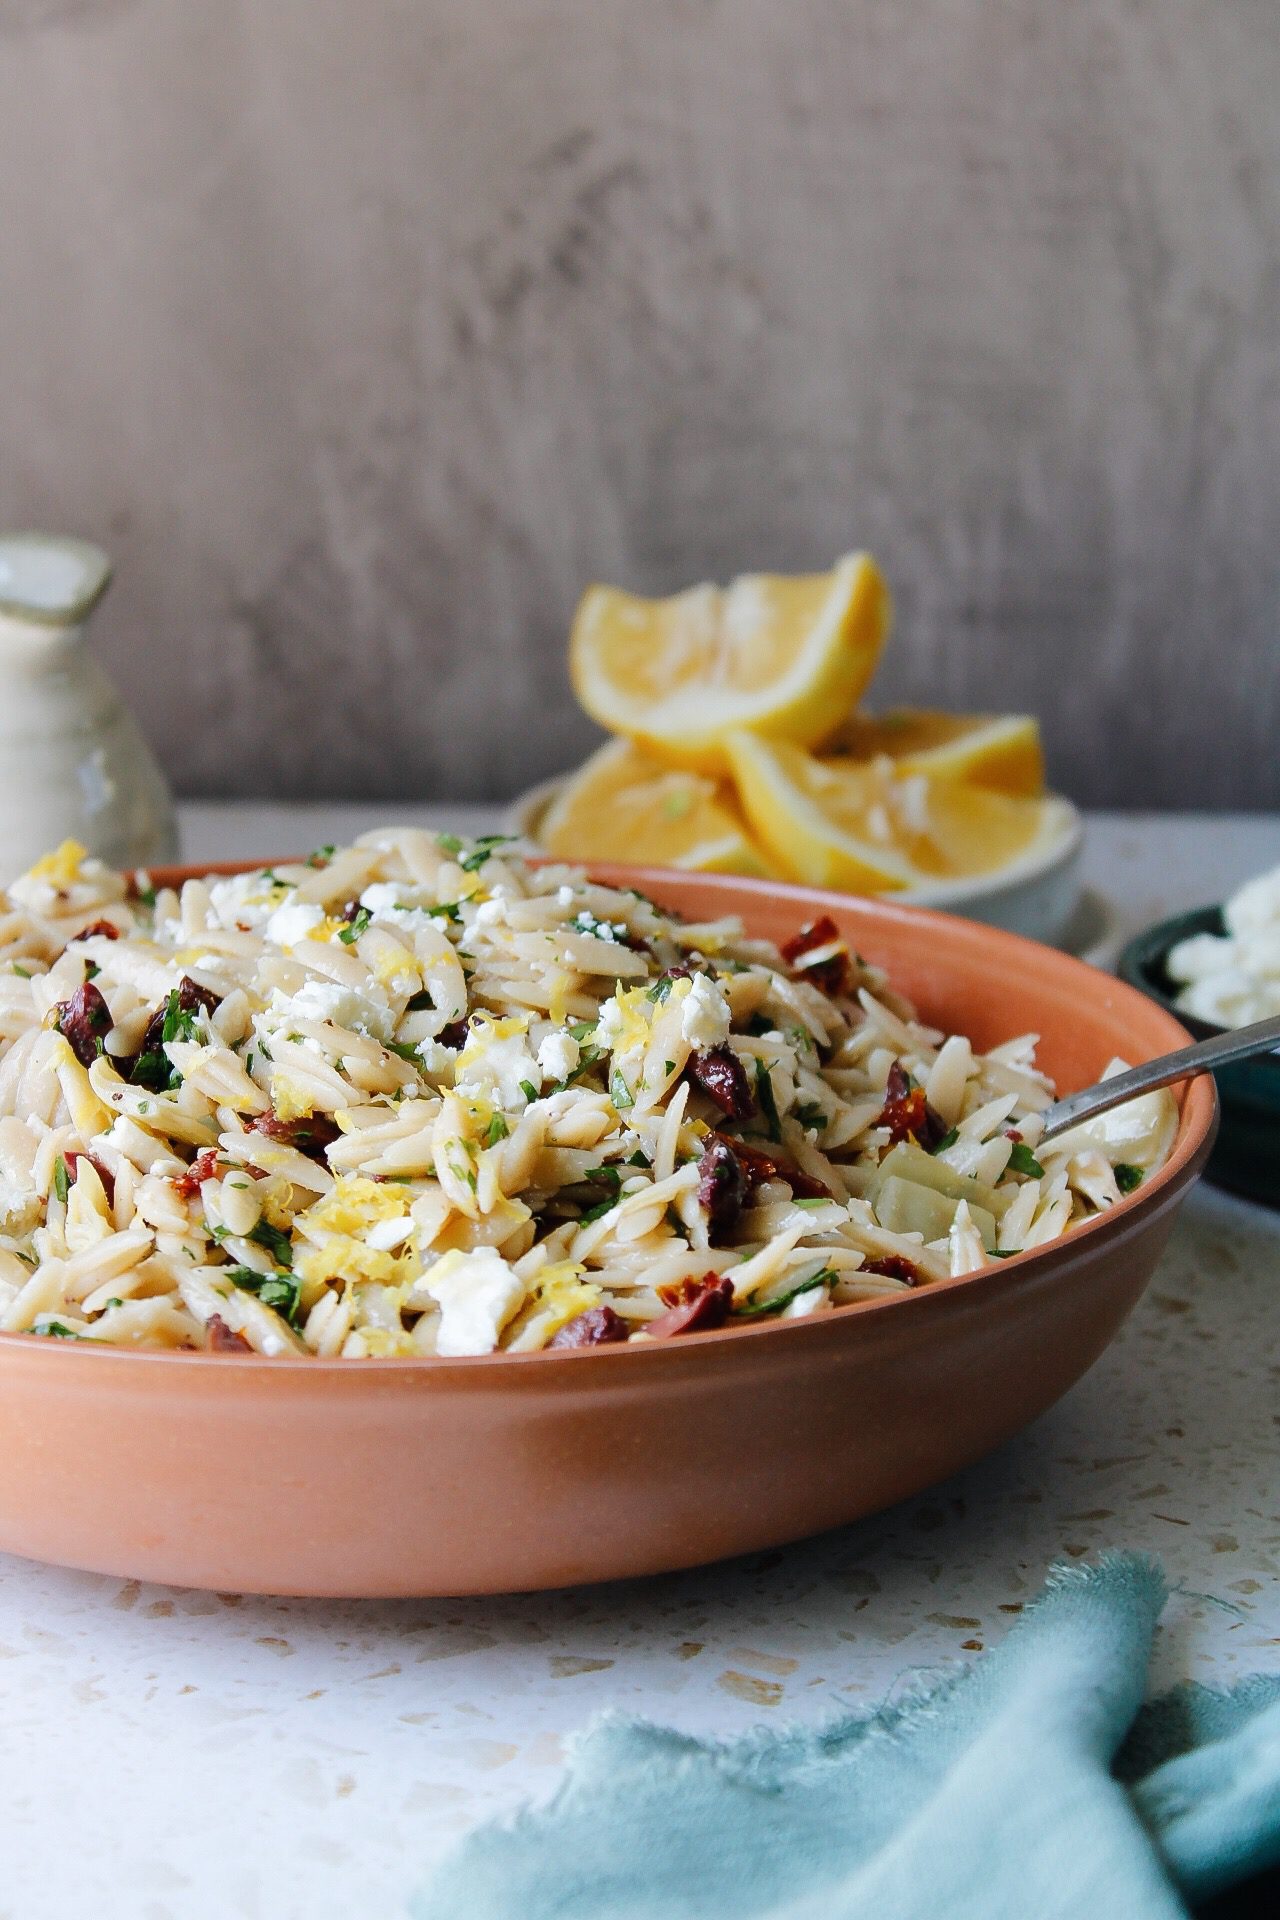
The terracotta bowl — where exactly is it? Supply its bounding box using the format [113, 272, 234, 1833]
[0, 865, 1216, 1597]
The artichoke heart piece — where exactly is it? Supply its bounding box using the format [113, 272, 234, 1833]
[866, 1139, 1012, 1220]
[872, 1174, 998, 1253]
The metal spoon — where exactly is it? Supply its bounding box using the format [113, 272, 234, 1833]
[1038, 1011, 1280, 1143]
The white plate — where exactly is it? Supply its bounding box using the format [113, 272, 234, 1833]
[506, 777, 1085, 949]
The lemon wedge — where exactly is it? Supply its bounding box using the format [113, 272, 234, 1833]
[538, 738, 778, 877]
[836, 708, 1045, 796]
[724, 733, 1072, 892]
[569, 553, 890, 773]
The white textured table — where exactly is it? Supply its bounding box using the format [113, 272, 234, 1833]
[1, 808, 1276, 1920]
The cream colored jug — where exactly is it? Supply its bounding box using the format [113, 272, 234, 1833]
[0, 535, 177, 882]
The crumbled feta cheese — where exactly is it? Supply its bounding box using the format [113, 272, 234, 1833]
[207, 872, 281, 931]
[556, 885, 576, 908]
[680, 972, 732, 1050]
[264, 899, 326, 949]
[416, 1039, 458, 1076]
[455, 1015, 541, 1108]
[595, 997, 627, 1049]
[537, 1030, 579, 1082]
[423, 1248, 527, 1356]
[474, 899, 506, 927]
[358, 882, 408, 916]
[266, 980, 396, 1044]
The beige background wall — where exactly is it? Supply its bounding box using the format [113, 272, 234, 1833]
[1, 0, 1277, 808]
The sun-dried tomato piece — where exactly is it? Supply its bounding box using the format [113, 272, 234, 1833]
[548, 1305, 630, 1349]
[696, 1137, 749, 1236]
[64, 1149, 116, 1205]
[687, 1046, 755, 1120]
[206, 1314, 252, 1353]
[781, 915, 853, 996]
[703, 1131, 831, 1201]
[172, 1146, 221, 1199]
[73, 919, 121, 942]
[861, 1254, 922, 1288]
[53, 981, 112, 1068]
[647, 1274, 735, 1338]
[247, 1110, 341, 1158]
[876, 1061, 949, 1150]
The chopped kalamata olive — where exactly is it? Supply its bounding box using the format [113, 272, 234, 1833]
[437, 1020, 469, 1051]
[73, 919, 121, 942]
[206, 1313, 252, 1353]
[134, 975, 223, 1065]
[704, 1130, 831, 1201]
[696, 1137, 749, 1236]
[171, 1146, 221, 1198]
[247, 1110, 341, 1157]
[861, 1253, 922, 1288]
[53, 981, 112, 1068]
[548, 1305, 630, 1349]
[64, 1149, 116, 1205]
[876, 1061, 949, 1150]
[647, 1274, 735, 1338]
[687, 1045, 755, 1120]
[781, 914, 852, 996]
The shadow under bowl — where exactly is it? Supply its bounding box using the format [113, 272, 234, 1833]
[1118, 907, 1279, 1209]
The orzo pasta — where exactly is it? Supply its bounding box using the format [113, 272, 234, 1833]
[0, 832, 1176, 1356]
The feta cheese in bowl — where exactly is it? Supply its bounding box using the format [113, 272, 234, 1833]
[1164, 864, 1280, 1028]
[1119, 866, 1280, 1209]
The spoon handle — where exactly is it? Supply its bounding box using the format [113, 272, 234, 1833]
[1038, 1011, 1280, 1143]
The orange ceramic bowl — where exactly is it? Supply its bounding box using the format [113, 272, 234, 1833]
[0, 866, 1216, 1597]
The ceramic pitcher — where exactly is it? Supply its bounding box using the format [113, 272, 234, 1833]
[0, 534, 178, 881]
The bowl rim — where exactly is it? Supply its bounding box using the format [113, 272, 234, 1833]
[1, 859, 1217, 1373]
[506, 774, 1085, 910]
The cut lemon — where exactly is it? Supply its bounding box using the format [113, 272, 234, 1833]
[836, 708, 1045, 796]
[537, 738, 778, 877]
[569, 553, 890, 773]
[724, 733, 1072, 893]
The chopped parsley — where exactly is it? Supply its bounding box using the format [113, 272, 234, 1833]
[646, 975, 675, 1004]
[609, 1067, 634, 1111]
[39, 1320, 80, 1339]
[425, 900, 462, 923]
[247, 1220, 293, 1269]
[385, 1039, 425, 1067]
[52, 1155, 70, 1205]
[793, 1101, 829, 1132]
[754, 1058, 782, 1141]
[448, 834, 516, 874]
[134, 883, 158, 910]
[11, 964, 31, 979]
[585, 1164, 622, 1195]
[436, 833, 463, 856]
[518, 1079, 539, 1104]
[627, 1148, 651, 1168]
[577, 1195, 618, 1225]
[338, 907, 372, 945]
[932, 1126, 960, 1154]
[228, 1266, 302, 1326]
[1007, 1142, 1046, 1179]
[568, 1020, 598, 1043]
[306, 844, 335, 868]
[735, 1268, 837, 1318]
[1115, 1163, 1145, 1194]
[484, 1114, 509, 1147]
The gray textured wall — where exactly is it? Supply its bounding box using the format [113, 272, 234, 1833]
[1, 0, 1278, 808]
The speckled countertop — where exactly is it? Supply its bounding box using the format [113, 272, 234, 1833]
[0, 808, 1275, 1920]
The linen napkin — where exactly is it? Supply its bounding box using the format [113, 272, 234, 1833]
[414, 1555, 1280, 1920]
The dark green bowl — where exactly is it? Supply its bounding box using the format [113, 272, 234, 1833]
[1118, 907, 1279, 1209]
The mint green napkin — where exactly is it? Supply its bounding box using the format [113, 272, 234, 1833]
[415, 1556, 1280, 1919]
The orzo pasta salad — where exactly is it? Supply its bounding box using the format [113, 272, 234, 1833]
[0, 832, 1176, 1357]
